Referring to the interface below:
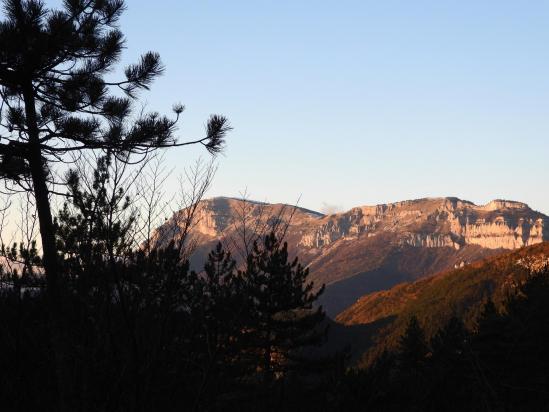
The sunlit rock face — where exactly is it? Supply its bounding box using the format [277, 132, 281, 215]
[154, 197, 547, 252]
[149, 196, 324, 252]
[298, 198, 547, 250]
[152, 196, 548, 317]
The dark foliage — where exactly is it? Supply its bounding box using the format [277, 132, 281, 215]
[2, 3, 548, 411]
[2, 159, 549, 411]
[0, 159, 335, 411]
[240, 234, 327, 380]
[0, 4, 231, 409]
[0, 0, 229, 164]
[0, 0, 230, 297]
[337, 266, 549, 411]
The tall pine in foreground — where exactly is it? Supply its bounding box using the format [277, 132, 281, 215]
[0, 3, 230, 409]
[191, 243, 247, 409]
[0, 0, 230, 293]
[241, 232, 327, 386]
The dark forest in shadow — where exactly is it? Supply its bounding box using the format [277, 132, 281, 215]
[1, 1, 549, 411]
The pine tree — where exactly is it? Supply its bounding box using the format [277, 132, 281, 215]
[467, 298, 508, 409]
[391, 316, 431, 410]
[397, 316, 429, 371]
[428, 317, 474, 410]
[471, 275, 549, 409]
[184, 243, 250, 409]
[201, 243, 241, 339]
[241, 232, 326, 385]
[473, 299, 505, 376]
[55, 155, 134, 285]
[430, 316, 467, 365]
[0, 0, 230, 293]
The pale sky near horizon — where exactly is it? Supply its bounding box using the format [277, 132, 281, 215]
[49, 1, 549, 215]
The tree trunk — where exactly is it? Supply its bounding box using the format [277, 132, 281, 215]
[23, 82, 68, 411]
[22, 83, 58, 290]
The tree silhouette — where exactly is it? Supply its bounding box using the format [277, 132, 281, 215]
[241, 232, 326, 386]
[0, 0, 230, 293]
[191, 243, 246, 408]
[472, 298, 507, 396]
[428, 317, 473, 410]
[397, 316, 429, 371]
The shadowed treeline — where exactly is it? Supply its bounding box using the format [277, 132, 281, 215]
[338, 266, 549, 411]
[2, 1, 549, 411]
[0, 156, 341, 411]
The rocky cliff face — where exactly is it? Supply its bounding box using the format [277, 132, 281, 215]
[153, 196, 548, 317]
[298, 198, 547, 251]
[158, 197, 547, 251]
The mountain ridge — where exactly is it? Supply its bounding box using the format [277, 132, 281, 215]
[152, 195, 548, 316]
[195, 196, 544, 222]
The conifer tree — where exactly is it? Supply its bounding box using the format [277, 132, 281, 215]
[430, 316, 467, 365]
[55, 155, 134, 284]
[428, 317, 473, 409]
[0, 0, 230, 293]
[397, 315, 429, 371]
[190, 243, 246, 408]
[200, 244, 242, 373]
[201, 243, 241, 338]
[473, 299, 506, 376]
[241, 232, 326, 385]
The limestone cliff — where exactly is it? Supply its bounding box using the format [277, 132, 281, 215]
[298, 197, 547, 250]
[152, 196, 548, 317]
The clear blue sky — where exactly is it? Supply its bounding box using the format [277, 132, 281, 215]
[113, 1, 549, 213]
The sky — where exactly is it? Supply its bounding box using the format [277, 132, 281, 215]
[59, 1, 549, 214]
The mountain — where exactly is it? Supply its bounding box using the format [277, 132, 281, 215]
[336, 241, 549, 364]
[152, 196, 549, 316]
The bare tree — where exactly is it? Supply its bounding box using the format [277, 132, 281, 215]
[0, 193, 13, 279]
[144, 157, 217, 261]
[0, 0, 230, 295]
[133, 153, 174, 255]
[222, 190, 302, 264]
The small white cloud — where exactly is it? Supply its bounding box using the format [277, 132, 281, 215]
[320, 202, 342, 215]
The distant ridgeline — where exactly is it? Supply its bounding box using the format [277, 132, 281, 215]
[151, 196, 548, 316]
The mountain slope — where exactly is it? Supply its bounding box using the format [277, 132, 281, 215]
[152, 196, 549, 316]
[336, 242, 549, 363]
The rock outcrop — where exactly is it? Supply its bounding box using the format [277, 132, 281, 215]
[152, 196, 548, 317]
[298, 198, 547, 250]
